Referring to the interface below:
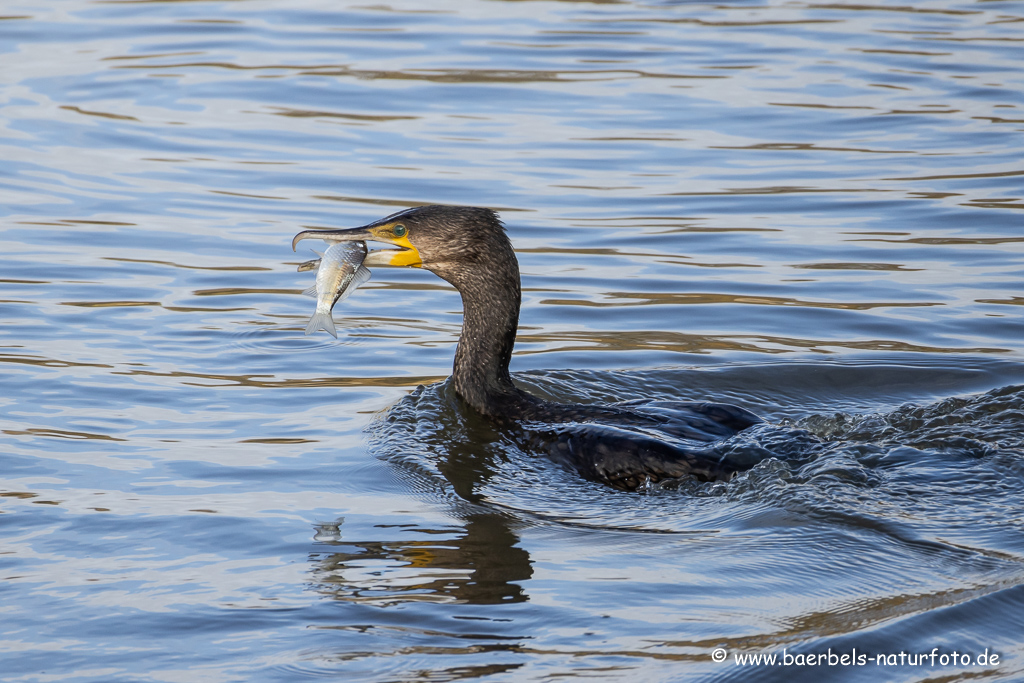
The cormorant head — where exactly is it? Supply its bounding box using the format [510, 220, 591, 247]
[292, 205, 511, 282]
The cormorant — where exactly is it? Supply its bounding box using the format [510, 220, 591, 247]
[293, 205, 764, 491]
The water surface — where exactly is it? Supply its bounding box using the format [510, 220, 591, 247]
[1, 0, 1023, 681]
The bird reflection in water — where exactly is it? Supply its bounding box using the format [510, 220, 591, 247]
[310, 514, 532, 605]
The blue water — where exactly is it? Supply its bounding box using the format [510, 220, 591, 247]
[2, 1, 1023, 681]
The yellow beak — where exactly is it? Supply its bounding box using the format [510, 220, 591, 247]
[292, 223, 422, 267]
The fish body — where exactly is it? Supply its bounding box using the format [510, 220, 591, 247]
[303, 241, 371, 337]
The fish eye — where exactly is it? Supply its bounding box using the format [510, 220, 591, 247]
[393, 224, 407, 238]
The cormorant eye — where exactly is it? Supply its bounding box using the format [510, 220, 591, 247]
[393, 224, 407, 238]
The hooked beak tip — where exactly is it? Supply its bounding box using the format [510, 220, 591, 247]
[291, 227, 372, 252]
[290, 231, 315, 252]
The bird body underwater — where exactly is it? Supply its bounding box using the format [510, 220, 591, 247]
[293, 205, 765, 491]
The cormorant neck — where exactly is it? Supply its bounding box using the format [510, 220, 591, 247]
[432, 241, 527, 417]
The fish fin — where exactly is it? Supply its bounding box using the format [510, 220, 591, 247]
[305, 311, 337, 338]
[335, 266, 372, 304]
[312, 249, 324, 258]
[302, 284, 318, 298]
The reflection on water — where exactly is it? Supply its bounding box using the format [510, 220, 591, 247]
[312, 514, 531, 605]
[2, 0, 1024, 680]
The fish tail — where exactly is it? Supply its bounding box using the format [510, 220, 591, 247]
[305, 312, 338, 338]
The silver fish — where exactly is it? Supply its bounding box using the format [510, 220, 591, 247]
[302, 241, 371, 338]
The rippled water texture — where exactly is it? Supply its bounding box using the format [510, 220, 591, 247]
[2, 1, 1024, 681]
